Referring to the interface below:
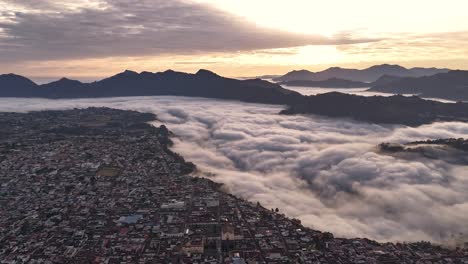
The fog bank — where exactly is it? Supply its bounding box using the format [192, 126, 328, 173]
[1, 96, 467, 244]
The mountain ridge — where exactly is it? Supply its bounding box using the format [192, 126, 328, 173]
[2, 69, 468, 126]
[368, 70, 468, 101]
[274, 64, 450, 82]
[0, 70, 304, 105]
[0, 73, 38, 97]
[280, 92, 468, 126]
[281, 78, 369, 88]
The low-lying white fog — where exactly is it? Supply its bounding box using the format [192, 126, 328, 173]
[1, 96, 467, 244]
[282, 86, 376, 96]
[284, 85, 458, 103]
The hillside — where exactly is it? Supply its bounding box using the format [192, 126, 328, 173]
[280, 92, 468, 126]
[0, 70, 303, 105]
[369, 70, 468, 101]
[280, 78, 369, 88]
[3, 70, 468, 126]
[0, 73, 39, 97]
[274, 64, 449, 82]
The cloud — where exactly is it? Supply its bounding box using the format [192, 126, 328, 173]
[1, 0, 98, 11]
[0, 0, 378, 63]
[335, 31, 468, 64]
[0, 96, 467, 244]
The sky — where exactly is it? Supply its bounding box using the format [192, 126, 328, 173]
[1, 0, 468, 81]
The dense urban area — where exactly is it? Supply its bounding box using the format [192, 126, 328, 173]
[1, 108, 467, 263]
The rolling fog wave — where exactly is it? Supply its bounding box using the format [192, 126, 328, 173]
[283, 85, 458, 103]
[1, 96, 467, 244]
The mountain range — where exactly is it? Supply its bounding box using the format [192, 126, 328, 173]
[2, 69, 468, 126]
[0, 69, 302, 105]
[280, 92, 468, 126]
[274, 64, 450, 82]
[280, 74, 409, 89]
[278, 75, 434, 90]
[278, 78, 372, 88]
[368, 70, 468, 101]
[276, 66, 468, 101]
[280, 78, 370, 88]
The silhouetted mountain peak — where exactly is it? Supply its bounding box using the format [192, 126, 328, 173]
[0, 73, 38, 96]
[1, 73, 35, 82]
[157, 69, 189, 78]
[41, 78, 82, 89]
[0, 73, 37, 88]
[273, 69, 315, 82]
[161, 69, 185, 76]
[1, 73, 19, 78]
[292, 69, 314, 74]
[327, 67, 344, 71]
[103, 70, 140, 82]
[139, 71, 156, 78]
[368, 64, 406, 70]
[196, 69, 219, 78]
[276, 64, 450, 82]
[111, 70, 139, 78]
[57, 77, 82, 83]
[369, 70, 468, 101]
[316, 91, 351, 98]
[123, 69, 138, 75]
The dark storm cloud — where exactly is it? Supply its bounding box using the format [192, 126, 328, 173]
[0, 0, 379, 62]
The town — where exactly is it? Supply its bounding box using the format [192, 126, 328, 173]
[0, 108, 467, 263]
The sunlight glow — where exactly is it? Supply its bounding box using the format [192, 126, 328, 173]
[1, 0, 468, 78]
[195, 0, 468, 36]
